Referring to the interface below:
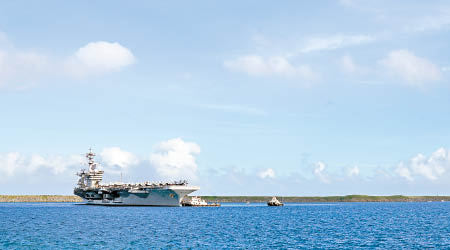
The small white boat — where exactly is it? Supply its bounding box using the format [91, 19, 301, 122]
[181, 196, 220, 207]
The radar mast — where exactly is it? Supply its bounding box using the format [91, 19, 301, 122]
[86, 147, 97, 172]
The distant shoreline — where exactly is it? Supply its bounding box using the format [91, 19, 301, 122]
[1, 195, 450, 203]
[0, 195, 83, 202]
[201, 195, 450, 203]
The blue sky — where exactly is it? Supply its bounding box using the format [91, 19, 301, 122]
[1, 0, 450, 195]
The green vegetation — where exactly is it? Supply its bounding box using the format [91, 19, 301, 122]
[1, 194, 450, 203]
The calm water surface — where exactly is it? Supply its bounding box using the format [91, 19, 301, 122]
[1, 202, 450, 249]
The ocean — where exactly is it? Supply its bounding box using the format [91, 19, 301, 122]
[1, 202, 449, 249]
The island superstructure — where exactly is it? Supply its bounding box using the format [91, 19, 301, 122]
[74, 149, 199, 206]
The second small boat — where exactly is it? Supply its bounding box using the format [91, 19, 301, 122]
[267, 197, 284, 206]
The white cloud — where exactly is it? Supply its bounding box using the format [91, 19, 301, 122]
[100, 147, 139, 171]
[65, 41, 135, 76]
[0, 152, 83, 177]
[258, 168, 275, 179]
[0, 152, 22, 177]
[347, 166, 360, 177]
[395, 147, 450, 181]
[0, 32, 135, 89]
[224, 55, 317, 81]
[150, 138, 201, 181]
[4, 146, 450, 195]
[300, 34, 375, 53]
[379, 50, 441, 85]
[0, 142, 202, 187]
[43, 155, 84, 175]
[314, 161, 329, 183]
[394, 163, 413, 181]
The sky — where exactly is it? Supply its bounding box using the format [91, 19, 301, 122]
[1, 0, 450, 196]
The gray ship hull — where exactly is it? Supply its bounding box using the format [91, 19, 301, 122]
[75, 185, 199, 206]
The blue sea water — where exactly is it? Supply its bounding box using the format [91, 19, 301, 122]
[1, 202, 450, 249]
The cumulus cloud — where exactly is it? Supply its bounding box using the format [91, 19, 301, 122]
[0, 140, 202, 189]
[65, 41, 135, 76]
[224, 55, 317, 81]
[150, 138, 201, 181]
[0, 141, 204, 193]
[4, 145, 450, 195]
[100, 147, 139, 172]
[395, 163, 413, 181]
[0, 32, 135, 89]
[379, 50, 441, 85]
[0, 153, 22, 177]
[300, 34, 375, 53]
[395, 147, 450, 181]
[258, 168, 275, 179]
[347, 166, 360, 177]
[314, 161, 329, 183]
[0, 152, 83, 178]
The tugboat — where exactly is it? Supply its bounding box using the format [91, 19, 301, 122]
[181, 196, 221, 207]
[267, 197, 284, 206]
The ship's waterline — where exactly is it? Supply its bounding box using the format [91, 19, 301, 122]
[74, 149, 199, 206]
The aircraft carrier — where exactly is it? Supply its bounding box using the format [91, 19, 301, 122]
[74, 149, 199, 206]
